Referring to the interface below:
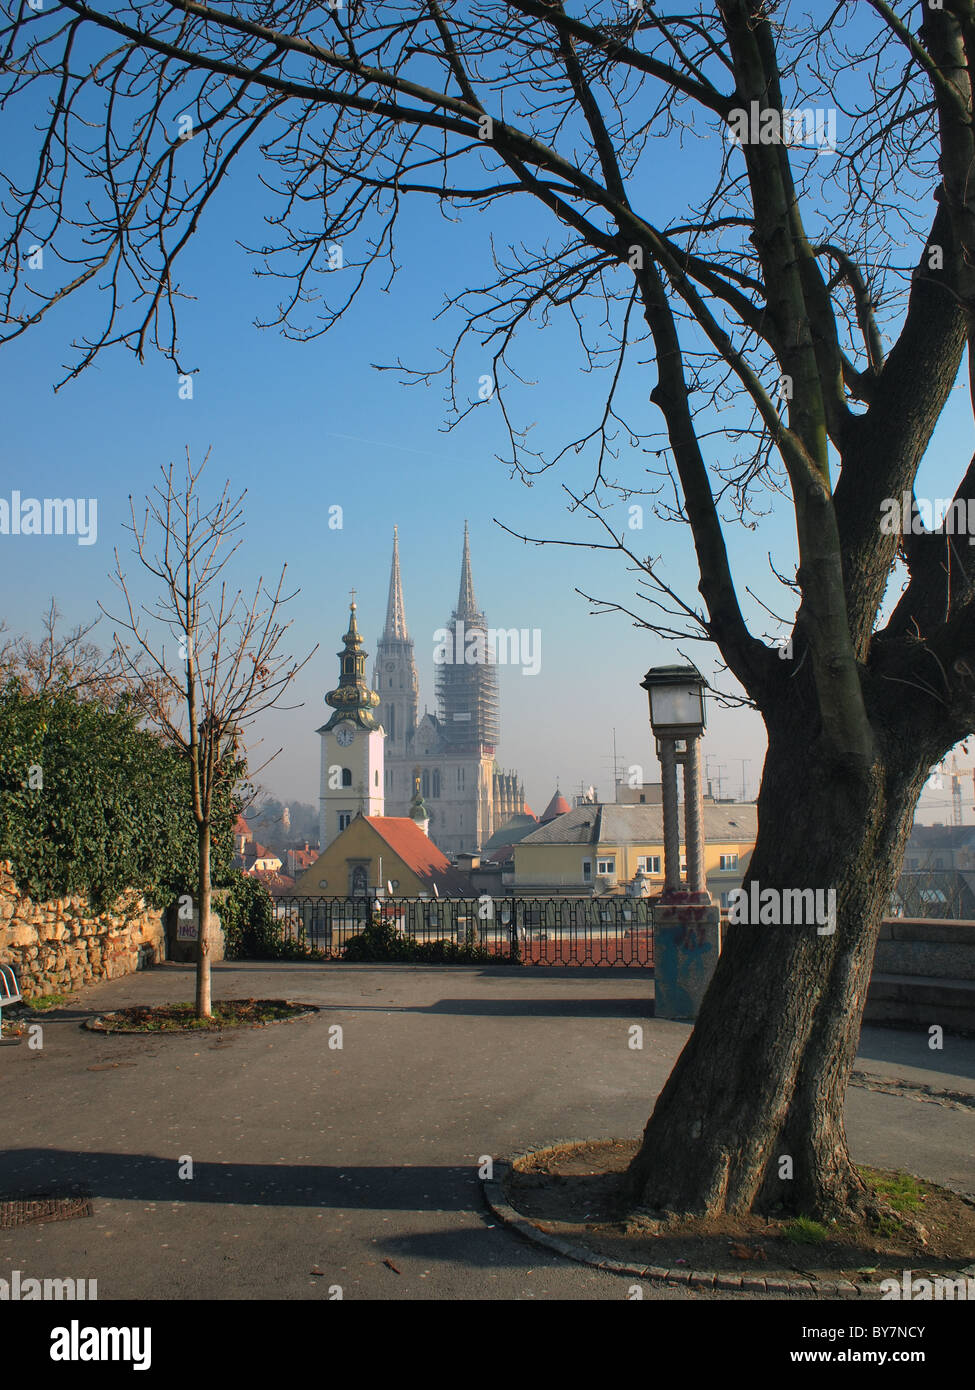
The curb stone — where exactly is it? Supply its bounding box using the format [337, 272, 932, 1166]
[481, 1140, 886, 1298]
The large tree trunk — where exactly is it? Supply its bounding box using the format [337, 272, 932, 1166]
[195, 822, 212, 1019]
[626, 717, 929, 1220]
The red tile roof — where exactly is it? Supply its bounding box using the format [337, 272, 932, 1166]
[540, 789, 571, 822]
[366, 817, 471, 894]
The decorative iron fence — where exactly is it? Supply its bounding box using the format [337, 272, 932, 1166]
[277, 896, 654, 968]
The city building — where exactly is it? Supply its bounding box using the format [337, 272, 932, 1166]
[903, 824, 975, 872]
[293, 812, 471, 899]
[240, 842, 283, 874]
[511, 800, 758, 902]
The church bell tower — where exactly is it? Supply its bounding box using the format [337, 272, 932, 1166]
[317, 601, 385, 851]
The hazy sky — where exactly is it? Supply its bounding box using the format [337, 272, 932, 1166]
[2, 74, 973, 827]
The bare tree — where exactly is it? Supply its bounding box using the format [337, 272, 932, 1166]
[2, 0, 973, 1219]
[0, 599, 168, 708]
[104, 451, 317, 1017]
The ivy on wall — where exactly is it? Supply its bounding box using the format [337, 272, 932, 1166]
[0, 682, 237, 911]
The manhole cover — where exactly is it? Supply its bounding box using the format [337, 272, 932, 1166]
[0, 1196, 92, 1228]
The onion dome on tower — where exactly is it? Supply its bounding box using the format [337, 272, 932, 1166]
[323, 602, 382, 730]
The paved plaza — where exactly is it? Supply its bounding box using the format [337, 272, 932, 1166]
[1, 961, 972, 1301]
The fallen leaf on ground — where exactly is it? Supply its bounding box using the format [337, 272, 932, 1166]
[383, 1258, 401, 1274]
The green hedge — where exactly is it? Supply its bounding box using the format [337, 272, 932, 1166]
[342, 913, 496, 964]
[219, 873, 326, 960]
[0, 682, 237, 911]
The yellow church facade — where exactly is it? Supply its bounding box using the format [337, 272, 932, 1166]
[292, 813, 470, 899]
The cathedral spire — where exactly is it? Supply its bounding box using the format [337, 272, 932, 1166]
[440, 521, 498, 752]
[383, 525, 409, 640]
[456, 520, 481, 621]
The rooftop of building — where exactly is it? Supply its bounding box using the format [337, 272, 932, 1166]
[539, 789, 572, 822]
[909, 824, 975, 848]
[482, 811, 540, 853]
[517, 801, 758, 847]
[364, 816, 472, 895]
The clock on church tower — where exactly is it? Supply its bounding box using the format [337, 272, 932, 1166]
[316, 601, 385, 852]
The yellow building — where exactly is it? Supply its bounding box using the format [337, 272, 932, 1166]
[291, 813, 470, 899]
[512, 801, 758, 905]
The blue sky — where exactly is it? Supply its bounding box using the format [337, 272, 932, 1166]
[1, 41, 972, 827]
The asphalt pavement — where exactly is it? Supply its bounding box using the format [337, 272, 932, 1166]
[1, 960, 972, 1301]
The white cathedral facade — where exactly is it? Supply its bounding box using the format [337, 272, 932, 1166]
[317, 525, 525, 858]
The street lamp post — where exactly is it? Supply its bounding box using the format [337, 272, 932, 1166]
[641, 664, 709, 904]
[641, 663, 720, 1020]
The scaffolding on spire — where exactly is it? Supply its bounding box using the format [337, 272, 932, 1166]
[436, 524, 500, 752]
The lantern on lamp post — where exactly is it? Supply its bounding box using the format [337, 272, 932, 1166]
[641, 664, 709, 903]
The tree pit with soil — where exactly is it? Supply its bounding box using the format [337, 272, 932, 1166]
[84, 998, 317, 1033]
[506, 1139, 975, 1286]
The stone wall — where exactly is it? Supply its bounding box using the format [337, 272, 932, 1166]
[866, 917, 975, 1033]
[0, 861, 165, 997]
[874, 917, 975, 980]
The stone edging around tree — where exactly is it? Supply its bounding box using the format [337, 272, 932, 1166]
[480, 1140, 883, 1298]
[82, 1002, 320, 1034]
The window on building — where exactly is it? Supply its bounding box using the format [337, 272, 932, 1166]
[582, 859, 592, 882]
[341, 767, 352, 787]
[422, 769, 430, 798]
[338, 812, 352, 832]
[638, 855, 661, 874]
[389, 704, 395, 741]
[344, 657, 354, 675]
[432, 770, 441, 798]
[596, 858, 616, 876]
[934, 857, 944, 869]
[719, 853, 739, 870]
[374, 770, 379, 787]
[680, 855, 687, 873]
[719, 891, 731, 910]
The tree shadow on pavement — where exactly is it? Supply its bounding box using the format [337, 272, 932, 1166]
[0, 1149, 488, 1212]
